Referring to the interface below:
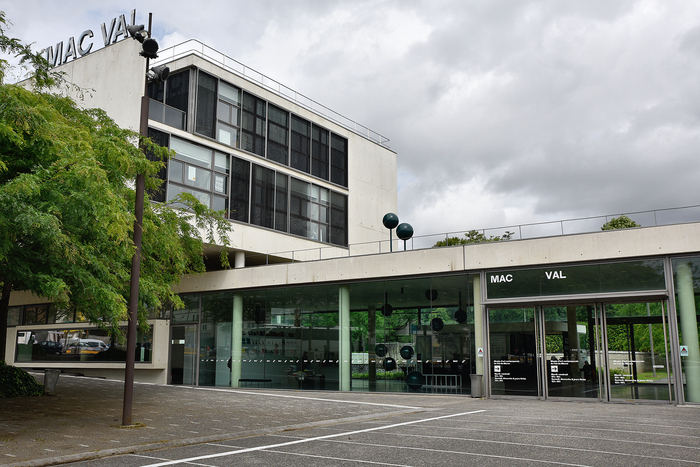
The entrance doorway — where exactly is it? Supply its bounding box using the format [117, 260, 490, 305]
[488, 301, 672, 402]
[170, 325, 198, 385]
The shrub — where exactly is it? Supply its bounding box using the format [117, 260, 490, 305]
[0, 361, 44, 397]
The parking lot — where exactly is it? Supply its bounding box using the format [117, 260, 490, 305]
[1, 373, 699, 466]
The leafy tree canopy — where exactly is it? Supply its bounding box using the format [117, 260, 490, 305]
[433, 229, 513, 247]
[601, 215, 640, 230]
[0, 11, 231, 360]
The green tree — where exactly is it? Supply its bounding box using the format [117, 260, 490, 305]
[601, 215, 640, 230]
[433, 229, 513, 247]
[0, 12, 231, 360]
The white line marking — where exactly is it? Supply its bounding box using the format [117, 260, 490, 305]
[264, 449, 413, 466]
[177, 386, 422, 409]
[416, 423, 700, 451]
[324, 436, 700, 465]
[142, 410, 485, 466]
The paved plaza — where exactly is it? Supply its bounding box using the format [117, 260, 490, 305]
[1, 372, 699, 466]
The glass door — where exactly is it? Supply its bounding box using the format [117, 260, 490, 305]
[604, 301, 673, 402]
[543, 304, 603, 399]
[170, 325, 198, 385]
[489, 307, 541, 397]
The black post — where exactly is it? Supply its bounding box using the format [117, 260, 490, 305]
[122, 13, 152, 427]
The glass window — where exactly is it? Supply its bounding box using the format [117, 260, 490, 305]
[291, 115, 310, 173]
[215, 153, 230, 174]
[171, 137, 213, 168]
[23, 305, 48, 325]
[251, 165, 275, 229]
[184, 165, 212, 191]
[147, 128, 170, 203]
[169, 160, 184, 184]
[7, 307, 20, 326]
[241, 92, 266, 157]
[217, 82, 240, 148]
[267, 104, 289, 165]
[195, 70, 217, 138]
[219, 82, 240, 105]
[165, 70, 190, 114]
[330, 192, 347, 246]
[331, 134, 348, 187]
[173, 295, 200, 322]
[212, 195, 228, 216]
[230, 156, 250, 223]
[15, 327, 153, 363]
[167, 184, 211, 208]
[275, 173, 288, 232]
[312, 125, 329, 180]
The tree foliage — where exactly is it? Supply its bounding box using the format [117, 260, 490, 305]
[601, 215, 640, 230]
[433, 229, 513, 247]
[0, 12, 231, 360]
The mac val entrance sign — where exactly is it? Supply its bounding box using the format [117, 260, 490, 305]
[41, 9, 138, 67]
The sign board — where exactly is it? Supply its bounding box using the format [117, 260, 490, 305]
[477, 348, 484, 358]
[680, 345, 689, 357]
[41, 10, 138, 68]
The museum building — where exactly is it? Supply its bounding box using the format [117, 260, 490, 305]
[4, 26, 700, 405]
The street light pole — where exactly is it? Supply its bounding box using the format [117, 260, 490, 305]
[122, 13, 153, 427]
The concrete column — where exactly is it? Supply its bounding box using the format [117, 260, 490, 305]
[230, 294, 243, 388]
[676, 262, 700, 402]
[234, 251, 245, 269]
[473, 275, 484, 376]
[339, 286, 351, 391]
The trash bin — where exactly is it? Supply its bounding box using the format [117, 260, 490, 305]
[470, 374, 483, 398]
[44, 369, 61, 395]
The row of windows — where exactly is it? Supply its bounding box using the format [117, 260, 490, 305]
[148, 69, 348, 188]
[149, 130, 348, 246]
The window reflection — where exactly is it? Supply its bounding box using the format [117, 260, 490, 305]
[15, 327, 153, 363]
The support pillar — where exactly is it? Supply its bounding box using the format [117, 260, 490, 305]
[473, 275, 484, 376]
[339, 286, 351, 391]
[234, 251, 245, 269]
[230, 294, 243, 388]
[676, 262, 700, 402]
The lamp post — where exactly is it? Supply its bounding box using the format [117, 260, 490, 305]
[122, 13, 168, 427]
[382, 213, 399, 252]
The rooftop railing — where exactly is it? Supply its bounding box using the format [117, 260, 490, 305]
[153, 40, 391, 148]
[243, 204, 700, 266]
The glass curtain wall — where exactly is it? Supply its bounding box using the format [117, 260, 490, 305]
[348, 274, 473, 394]
[237, 285, 339, 389]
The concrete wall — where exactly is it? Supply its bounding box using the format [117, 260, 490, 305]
[175, 222, 700, 293]
[50, 38, 145, 132]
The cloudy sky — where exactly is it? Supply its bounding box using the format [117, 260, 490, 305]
[4, 1, 700, 243]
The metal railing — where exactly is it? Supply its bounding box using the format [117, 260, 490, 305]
[152, 40, 390, 147]
[242, 204, 700, 265]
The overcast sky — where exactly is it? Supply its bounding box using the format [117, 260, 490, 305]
[4, 1, 700, 243]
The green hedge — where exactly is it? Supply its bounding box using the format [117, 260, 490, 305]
[0, 361, 44, 397]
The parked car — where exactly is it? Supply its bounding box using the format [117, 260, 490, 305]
[38, 341, 63, 355]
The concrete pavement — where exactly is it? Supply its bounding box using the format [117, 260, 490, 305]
[1, 371, 699, 466]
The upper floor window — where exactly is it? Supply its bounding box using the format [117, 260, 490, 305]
[217, 81, 240, 147]
[241, 92, 266, 157]
[195, 70, 217, 138]
[267, 104, 289, 165]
